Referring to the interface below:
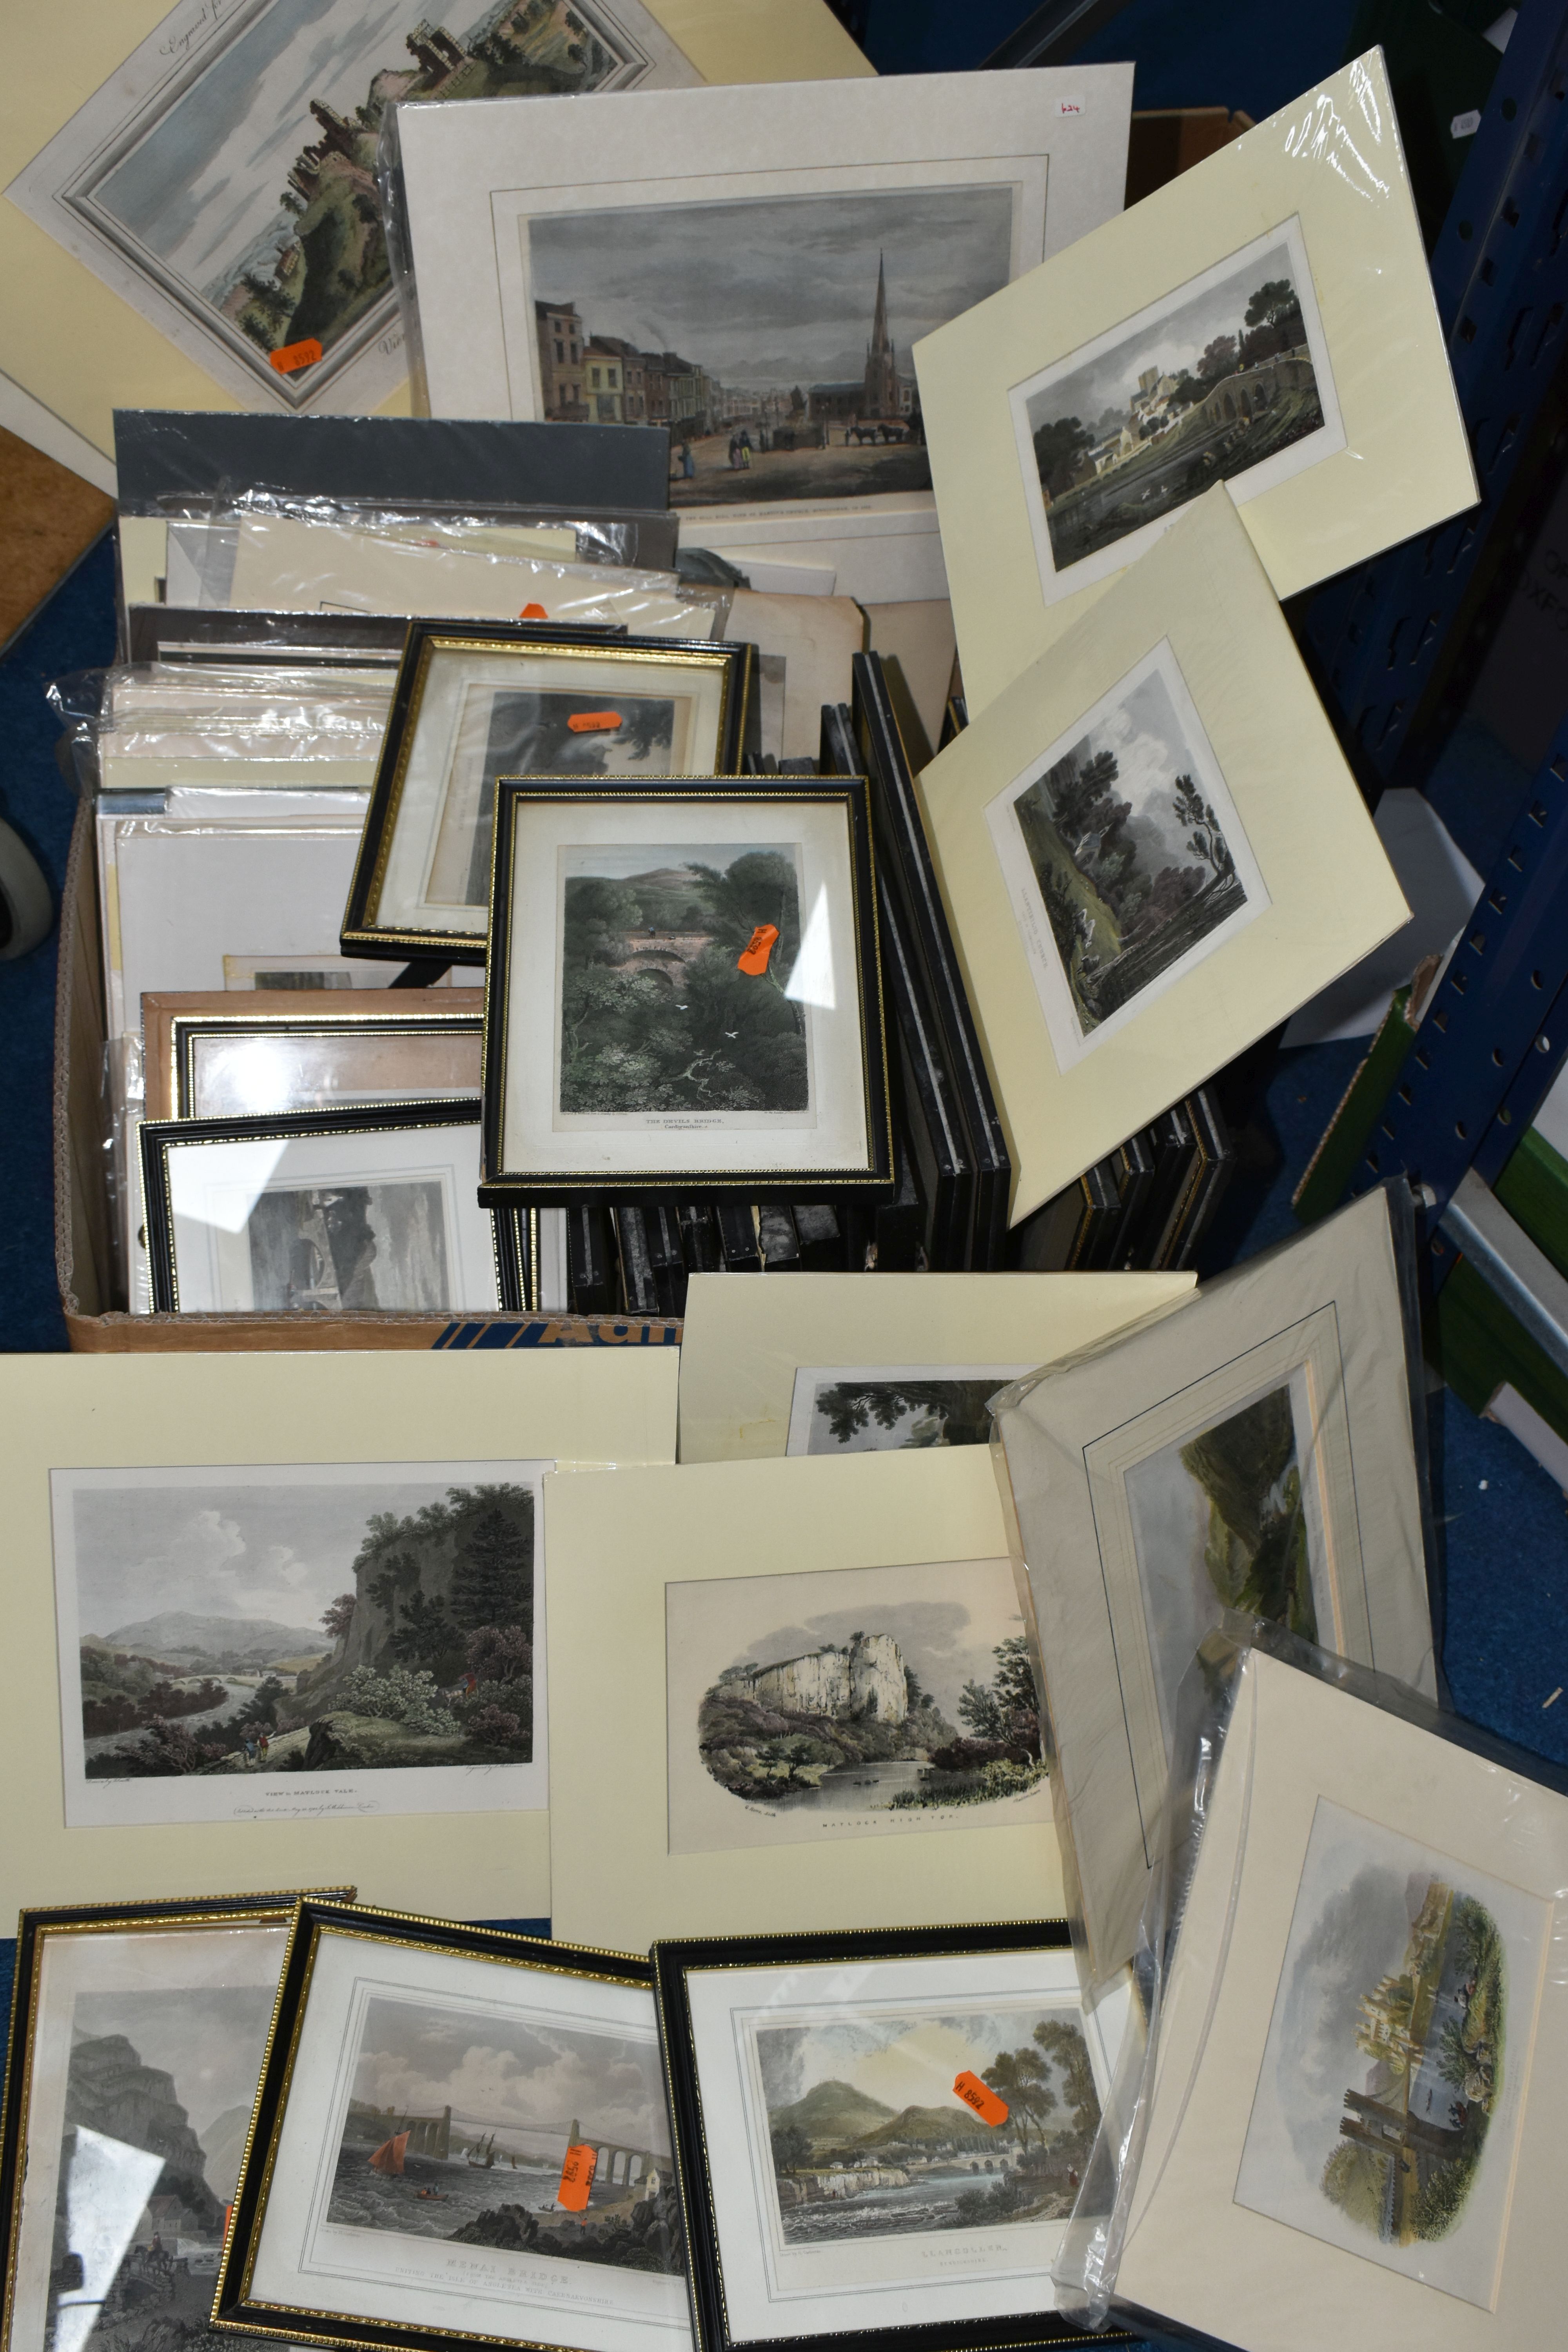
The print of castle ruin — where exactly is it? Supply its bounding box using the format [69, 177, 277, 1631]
[697, 1628, 1045, 1812]
[216, 5, 636, 369]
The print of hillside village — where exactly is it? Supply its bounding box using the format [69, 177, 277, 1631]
[79, 1483, 535, 1779]
[1321, 1878, 1504, 2246]
[1029, 264, 1324, 572]
[698, 1630, 1046, 1813]
[216, 4, 630, 366]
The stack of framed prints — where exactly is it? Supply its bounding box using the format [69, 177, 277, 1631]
[654, 1921, 1132, 2352]
[542, 1447, 1063, 1952]
[916, 489, 1411, 1225]
[820, 658, 1011, 1268]
[480, 776, 893, 1207]
[0, 1347, 676, 1926]
[916, 47, 1478, 713]
[341, 621, 755, 967]
[992, 1188, 1437, 1986]
[675, 1266, 1194, 1461]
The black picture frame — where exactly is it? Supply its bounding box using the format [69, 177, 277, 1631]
[480, 777, 895, 1207]
[140, 1100, 512, 1315]
[0, 1887, 352, 2352]
[214, 1897, 680, 2352]
[652, 1919, 1131, 2352]
[341, 619, 755, 965]
[845, 653, 1013, 1269]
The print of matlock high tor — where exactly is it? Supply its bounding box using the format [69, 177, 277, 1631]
[724, 1633, 908, 1722]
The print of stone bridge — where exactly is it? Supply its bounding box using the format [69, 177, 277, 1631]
[569, 2116, 665, 2192]
[605, 928, 715, 987]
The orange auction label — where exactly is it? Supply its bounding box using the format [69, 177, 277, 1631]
[737, 922, 779, 976]
[268, 337, 323, 374]
[566, 710, 624, 734]
[953, 2070, 1008, 2127]
[557, 2143, 597, 2211]
[520, 602, 549, 619]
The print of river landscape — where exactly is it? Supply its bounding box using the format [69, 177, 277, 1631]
[328, 2147, 575, 2239]
[768, 1758, 932, 1811]
[780, 2168, 1048, 2244]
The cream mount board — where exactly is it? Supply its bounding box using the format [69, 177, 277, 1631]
[992, 1188, 1436, 1985]
[1111, 1650, 1568, 2349]
[0, 1348, 677, 1924]
[916, 49, 1477, 715]
[676, 1267, 1196, 1461]
[916, 488, 1411, 1223]
[0, 0, 871, 464]
[543, 1449, 1065, 1949]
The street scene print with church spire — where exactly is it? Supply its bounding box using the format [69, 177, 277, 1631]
[527, 185, 1015, 504]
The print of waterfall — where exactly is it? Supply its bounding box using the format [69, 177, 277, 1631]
[1080, 868, 1248, 1023]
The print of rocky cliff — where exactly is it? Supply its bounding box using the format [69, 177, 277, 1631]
[219, 4, 634, 371]
[51, 2029, 270, 2352]
[1180, 1386, 1316, 1639]
[83, 1485, 533, 1780]
[698, 1631, 1046, 1811]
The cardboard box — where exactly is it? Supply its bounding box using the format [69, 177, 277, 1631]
[53, 801, 679, 1353]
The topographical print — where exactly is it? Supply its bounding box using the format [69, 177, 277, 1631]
[7, 0, 697, 411]
[1236, 1801, 1548, 2308]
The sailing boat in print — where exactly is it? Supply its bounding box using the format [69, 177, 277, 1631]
[369, 2130, 409, 2176]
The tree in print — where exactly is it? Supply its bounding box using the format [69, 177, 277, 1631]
[1172, 775, 1236, 884]
[560, 852, 808, 1115]
[812, 1378, 1004, 1450]
[982, 2047, 1057, 2150]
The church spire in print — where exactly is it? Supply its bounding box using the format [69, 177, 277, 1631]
[863, 251, 900, 419]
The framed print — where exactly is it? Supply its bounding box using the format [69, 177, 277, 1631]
[0, 1890, 349, 2352]
[341, 624, 753, 964]
[141, 1103, 504, 1316]
[654, 1922, 1133, 2352]
[143, 989, 487, 1121]
[481, 779, 893, 1203]
[400, 69, 1131, 568]
[991, 1189, 1437, 1985]
[676, 1268, 1195, 1461]
[1105, 1649, 1568, 2351]
[916, 49, 1478, 715]
[917, 488, 1410, 1221]
[0, 1347, 677, 1923]
[214, 1898, 688, 2352]
[52, 1457, 548, 1830]
[543, 1449, 1065, 1951]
